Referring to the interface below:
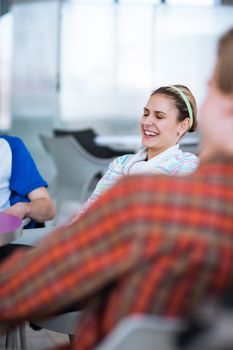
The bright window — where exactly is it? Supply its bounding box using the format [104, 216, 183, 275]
[59, 1, 233, 126]
[120, 0, 160, 4]
[166, 0, 217, 6]
[60, 2, 155, 122]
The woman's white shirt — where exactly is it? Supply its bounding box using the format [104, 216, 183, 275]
[80, 144, 199, 214]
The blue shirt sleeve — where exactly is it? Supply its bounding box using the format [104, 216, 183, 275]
[1, 135, 47, 205]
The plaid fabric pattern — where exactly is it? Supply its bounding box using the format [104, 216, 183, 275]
[0, 159, 233, 350]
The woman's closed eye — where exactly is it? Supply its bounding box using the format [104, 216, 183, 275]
[143, 108, 149, 117]
[155, 112, 166, 119]
[143, 109, 166, 119]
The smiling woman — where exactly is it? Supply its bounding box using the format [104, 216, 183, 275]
[142, 85, 197, 159]
[76, 84, 199, 216]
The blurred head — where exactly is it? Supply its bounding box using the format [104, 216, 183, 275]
[200, 27, 233, 160]
[141, 85, 197, 159]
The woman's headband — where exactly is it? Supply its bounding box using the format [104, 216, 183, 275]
[170, 85, 193, 130]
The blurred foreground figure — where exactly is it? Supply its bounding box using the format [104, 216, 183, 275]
[0, 28, 233, 350]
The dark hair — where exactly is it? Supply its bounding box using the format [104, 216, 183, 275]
[151, 84, 198, 133]
[216, 27, 233, 94]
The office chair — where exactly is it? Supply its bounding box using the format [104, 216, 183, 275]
[8, 314, 182, 350]
[30, 315, 182, 350]
[54, 128, 132, 158]
[96, 315, 183, 350]
[39, 134, 114, 223]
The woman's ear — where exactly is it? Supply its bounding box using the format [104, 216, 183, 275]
[179, 118, 190, 136]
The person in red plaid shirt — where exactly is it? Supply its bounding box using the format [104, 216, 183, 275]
[0, 27, 233, 350]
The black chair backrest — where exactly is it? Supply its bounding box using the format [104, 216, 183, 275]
[54, 128, 131, 159]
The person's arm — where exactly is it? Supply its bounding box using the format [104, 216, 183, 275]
[4, 136, 54, 220]
[0, 175, 144, 330]
[5, 187, 55, 222]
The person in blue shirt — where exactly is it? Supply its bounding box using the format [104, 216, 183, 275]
[0, 135, 55, 228]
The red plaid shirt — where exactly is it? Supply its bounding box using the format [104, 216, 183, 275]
[0, 158, 233, 350]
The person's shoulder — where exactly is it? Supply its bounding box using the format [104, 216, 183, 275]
[1, 136, 34, 166]
[174, 151, 199, 175]
[0, 135, 12, 153]
[177, 151, 199, 162]
[120, 153, 133, 162]
[112, 153, 133, 165]
[0, 135, 25, 150]
[0, 135, 10, 145]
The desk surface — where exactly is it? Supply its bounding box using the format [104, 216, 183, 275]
[0, 212, 23, 246]
[95, 135, 141, 151]
[95, 133, 199, 151]
[13, 227, 53, 246]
